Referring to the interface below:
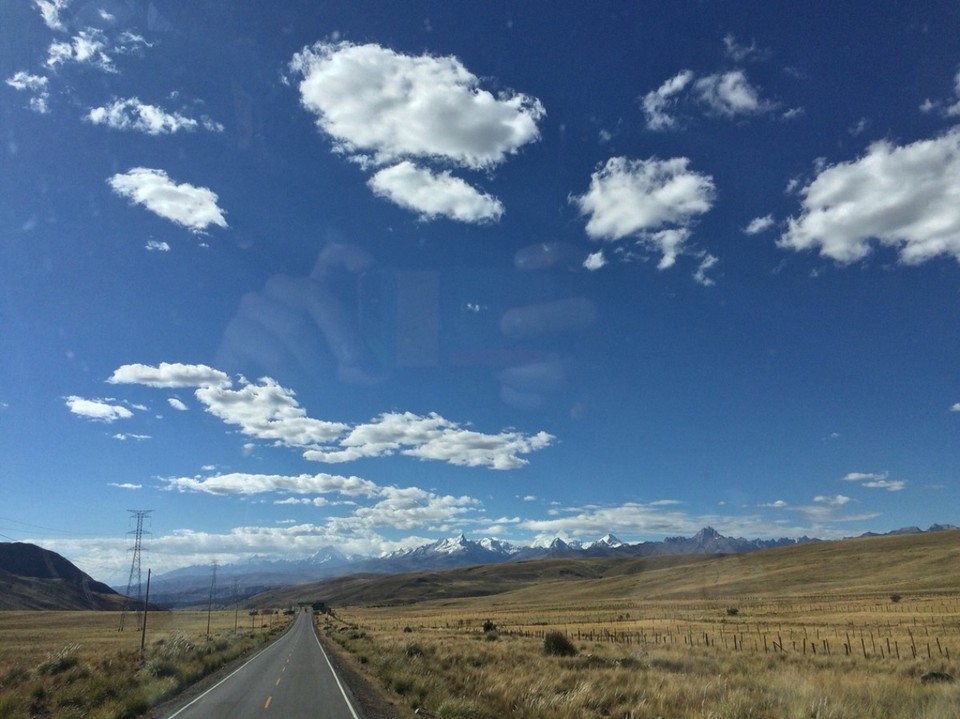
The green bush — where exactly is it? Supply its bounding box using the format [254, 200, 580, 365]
[543, 631, 577, 657]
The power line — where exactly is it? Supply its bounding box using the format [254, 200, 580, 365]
[118, 510, 152, 632]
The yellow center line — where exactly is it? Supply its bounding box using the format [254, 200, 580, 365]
[264, 695, 272, 710]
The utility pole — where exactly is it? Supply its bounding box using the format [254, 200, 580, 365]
[140, 568, 151, 657]
[233, 578, 240, 632]
[206, 560, 218, 638]
[118, 509, 152, 632]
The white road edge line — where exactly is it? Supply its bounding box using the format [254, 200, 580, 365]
[164, 629, 285, 719]
[310, 618, 361, 719]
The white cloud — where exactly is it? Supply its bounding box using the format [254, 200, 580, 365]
[862, 479, 906, 492]
[583, 250, 606, 271]
[352, 485, 479, 530]
[948, 70, 960, 117]
[367, 161, 503, 223]
[693, 253, 718, 286]
[642, 68, 776, 129]
[842, 471, 905, 492]
[5, 71, 51, 113]
[722, 35, 769, 63]
[108, 168, 228, 233]
[289, 40, 544, 170]
[951, 403, 960, 412]
[111, 433, 150, 441]
[47, 28, 115, 72]
[744, 214, 775, 234]
[196, 377, 348, 448]
[770, 500, 788, 508]
[165, 471, 379, 497]
[842, 472, 885, 482]
[573, 156, 716, 269]
[145, 240, 170, 251]
[111, 363, 553, 469]
[813, 494, 853, 506]
[87, 98, 222, 135]
[167, 397, 188, 411]
[695, 70, 775, 117]
[641, 69, 694, 130]
[303, 411, 554, 469]
[35, 0, 70, 31]
[65, 395, 132, 422]
[109, 362, 230, 388]
[108, 482, 142, 490]
[779, 129, 960, 265]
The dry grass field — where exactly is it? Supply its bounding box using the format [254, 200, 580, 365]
[0, 609, 292, 718]
[312, 532, 960, 719]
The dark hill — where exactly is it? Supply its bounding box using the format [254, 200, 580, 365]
[0, 542, 123, 610]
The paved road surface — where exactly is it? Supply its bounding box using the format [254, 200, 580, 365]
[166, 612, 361, 719]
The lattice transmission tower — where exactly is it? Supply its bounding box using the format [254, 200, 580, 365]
[118, 509, 152, 632]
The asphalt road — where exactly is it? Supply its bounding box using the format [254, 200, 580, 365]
[165, 612, 361, 719]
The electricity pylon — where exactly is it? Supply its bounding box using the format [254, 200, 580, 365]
[118, 509, 152, 632]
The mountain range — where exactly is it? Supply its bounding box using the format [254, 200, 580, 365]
[144, 524, 953, 608]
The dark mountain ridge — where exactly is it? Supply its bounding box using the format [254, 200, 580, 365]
[0, 542, 122, 610]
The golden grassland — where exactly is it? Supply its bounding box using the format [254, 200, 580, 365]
[322, 593, 960, 719]
[0, 609, 293, 718]
[311, 532, 960, 719]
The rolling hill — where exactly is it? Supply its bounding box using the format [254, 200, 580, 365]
[251, 529, 960, 609]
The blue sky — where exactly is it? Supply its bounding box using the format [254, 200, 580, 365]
[2, 0, 959, 580]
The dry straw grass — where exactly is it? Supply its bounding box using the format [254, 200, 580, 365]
[0, 609, 292, 718]
[311, 533, 960, 718]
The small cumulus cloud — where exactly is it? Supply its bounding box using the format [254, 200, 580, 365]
[950, 403, 960, 412]
[813, 494, 853, 506]
[842, 471, 906, 492]
[111, 433, 150, 441]
[87, 98, 223, 136]
[65, 395, 132, 422]
[367, 162, 503, 223]
[778, 128, 960, 266]
[288, 40, 544, 223]
[167, 397, 188, 411]
[582, 250, 606, 271]
[641, 70, 694, 131]
[693, 253, 718, 286]
[108, 168, 228, 233]
[694, 70, 777, 118]
[35, 0, 70, 31]
[5, 71, 51, 113]
[744, 214, 775, 235]
[572, 155, 716, 271]
[145, 240, 170, 251]
[109, 362, 230, 388]
[166, 471, 380, 497]
[108, 482, 142, 490]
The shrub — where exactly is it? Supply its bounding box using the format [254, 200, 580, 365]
[436, 697, 491, 719]
[726, 607, 739, 616]
[543, 631, 577, 657]
[890, 593, 902, 603]
[481, 619, 496, 632]
[36, 644, 81, 675]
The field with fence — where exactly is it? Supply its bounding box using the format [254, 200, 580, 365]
[312, 531, 960, 719]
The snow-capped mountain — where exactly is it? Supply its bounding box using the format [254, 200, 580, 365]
[149, 525, 954, 607]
